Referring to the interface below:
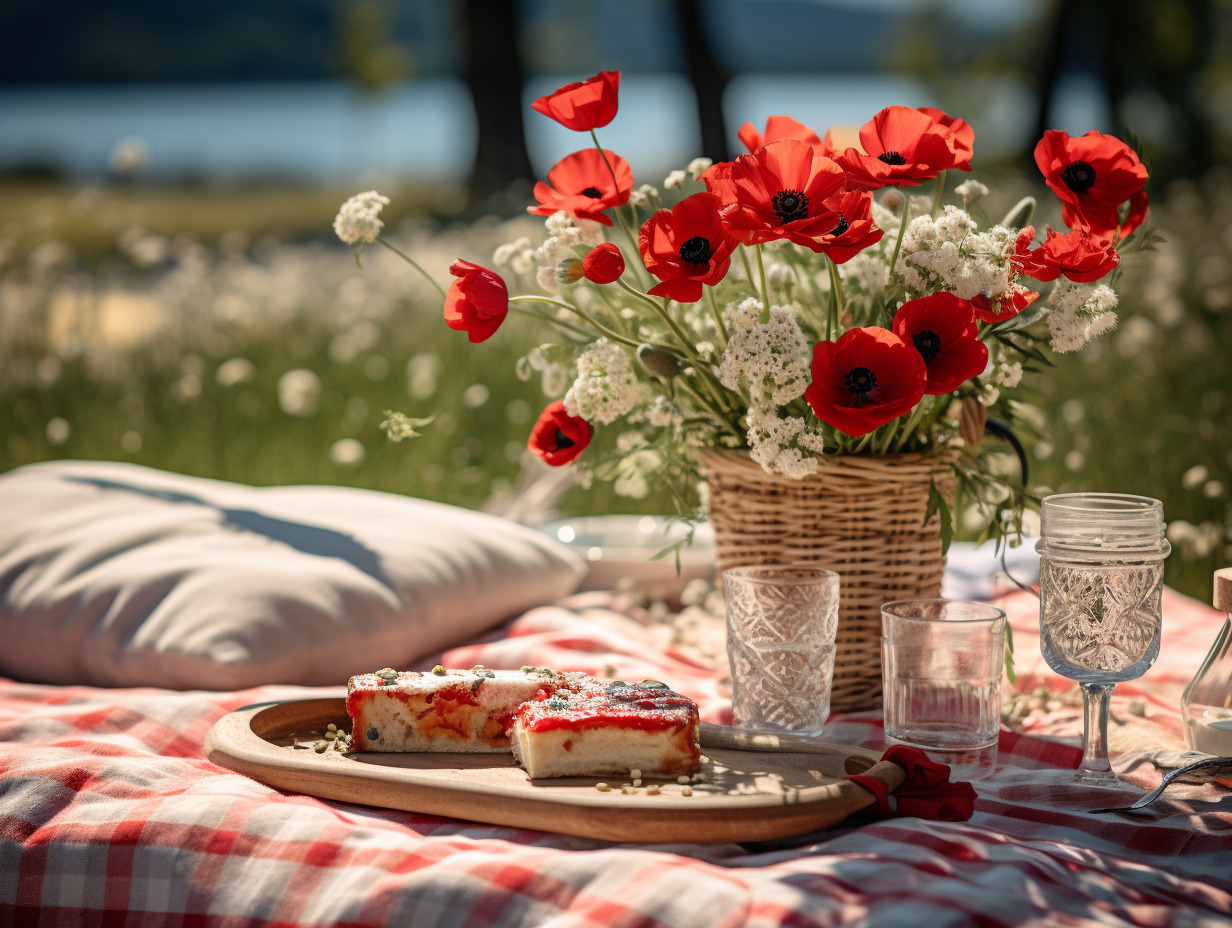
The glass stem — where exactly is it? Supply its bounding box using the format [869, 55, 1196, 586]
[1078, 682, 1115, 779]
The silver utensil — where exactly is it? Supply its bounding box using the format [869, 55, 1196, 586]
[1088, 756, 1232, 814]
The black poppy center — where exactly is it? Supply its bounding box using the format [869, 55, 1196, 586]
[912, 330, 942, 363]
[772, 189, 809, 224]
[1061, 161, 1096, 194]
[581, 186, 603, 198]
[878, 151, 907, 165]
[678, 235, 712, 264]
[553, 428, 574, 449]
[831, 212, 849, 236]
[845, 366, 877, 397]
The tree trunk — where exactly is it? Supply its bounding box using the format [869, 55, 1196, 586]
[462, 0, 534, 206]
[675, 0, 730, 163]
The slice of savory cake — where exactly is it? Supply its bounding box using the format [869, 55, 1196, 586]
[345, 667, 701, 779]
[509, 679, 700, 779]
[347, 666, 559, 752]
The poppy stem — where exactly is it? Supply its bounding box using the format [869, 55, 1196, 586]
[891, 395, 937, 451]
[850, 431, 875, 454]
[376, 237, 447, 301]
[589, 129, 650, 287]
[825, 257, 846, 337]
[876, 418, 902, 454]
[883, 198, 911, 308]
[505, 304, 591, 340]
[738, 246, 757, 291]
[754, 245, 770, 321]
[508, 295, 641, 349]
[706, 286, 729, 346]
[931, 170, 948, 218]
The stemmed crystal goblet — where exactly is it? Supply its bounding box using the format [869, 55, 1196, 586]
[1037, 493, 1170, 786]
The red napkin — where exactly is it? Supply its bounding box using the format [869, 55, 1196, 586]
[845, 745, 978, 821]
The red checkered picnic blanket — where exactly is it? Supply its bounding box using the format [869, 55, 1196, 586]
[2, 588, 1229, 927]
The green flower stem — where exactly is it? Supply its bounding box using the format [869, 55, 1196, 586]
[675, 379, 743, 439]
[826, 256, 846, 339]
[890, 398, 931, 452]
[877, 417, 902, 454]
[589, 129, 649, 287]
[739, 245, 757, 291]
[850, 431, 875, 454]
[508, 295, 641, 349]
[505, 304, 591, 340]
[755, 244, 770, 321]
[883, 197, 911, 306]
[706, 286, 729, 346]
[376, 237, 447, 301]
[931, 170, 948, 218]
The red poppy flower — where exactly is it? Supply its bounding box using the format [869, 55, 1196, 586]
[804, 327, 926, 437]
[892, 293, 988, 395]
[738, 115, 825, 156]
[719, 139, 846, 251]
[814, 190, 884, 264]
[700, 159, 738, 207]
[528, 400, 593, 466]
[444, 260, 508, 343]
[1034, 130, 1148, 239]
[638, 192, 737, 302]
[836, 106, 971, 189]
[1012, 226, 1120, 283]
[972, 282, 1040, 324]
[917, 106, 974, 167]
[531, 71, 620, 132]
[528, 148, 633, 227]
[582, 242, 625, 284]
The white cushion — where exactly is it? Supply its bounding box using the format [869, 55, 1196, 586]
[0, 461, 585, 690]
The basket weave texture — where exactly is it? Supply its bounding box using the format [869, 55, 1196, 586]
[700, 448, 957, 712]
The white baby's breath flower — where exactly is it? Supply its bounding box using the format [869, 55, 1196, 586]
[994, 361, 1023, 388]
[955, 179, 989, 205]
[564, 339, 647, 425]
[687, 158, 713, 180]
[629, 184, 659, 207]
[493, 237, 531, 268]
[333, 191, 389, 245]
[1047, 283, 1119, 352]
[535, 265, 559, 294]
[746, 405, 821, 478]
[664, 170, 687, 190]
[716, 300, 810, 406]
[978, 383, 1001, 407]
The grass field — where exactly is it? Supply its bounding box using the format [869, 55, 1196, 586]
[1, 176, 1228, 602]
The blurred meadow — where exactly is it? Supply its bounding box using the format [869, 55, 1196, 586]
[1, 0, 1229, 600]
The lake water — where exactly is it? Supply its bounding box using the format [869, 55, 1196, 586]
[0, 73, 1109, 185]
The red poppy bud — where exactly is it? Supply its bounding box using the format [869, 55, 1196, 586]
[582, 242, 625, 284]
[528, 400, 593, 466]
[892, 293, 988, 395]
[804, 327, 926, 437]
[531, 71, 621, 132]
[444, 259, 508, 343]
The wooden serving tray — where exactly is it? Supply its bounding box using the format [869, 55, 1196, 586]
[204, 697, 903, 844]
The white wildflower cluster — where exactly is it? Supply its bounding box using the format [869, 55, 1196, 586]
[716, 299, 810, 405]
[535, 211, 604, 271]
[379, 410, 433, 442]
[898, 206, 1017, 301]
[955, 179, 989, 205]
[333, 191, 389, 245]
[1047, 283, 1119, 353]
[629, 184, 659, 207]
[664, 170, 687, 190]
[746, 406, 827, 478]
[564, 338, 647, 424]
[613, 448, 663, 499]
[993, 360, 1023, 388]
[687, 158, 712, 180]
[493, 237, 534, 276]
[629, 394, 682, 429]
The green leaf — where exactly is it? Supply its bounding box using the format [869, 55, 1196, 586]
[999, 196, 1036, 229]
[938, 494, 953, 555]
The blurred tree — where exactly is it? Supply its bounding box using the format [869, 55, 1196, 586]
[335, 0, 414, 93]
[674, 0, 730, 163]
[463, 0, 534, 203]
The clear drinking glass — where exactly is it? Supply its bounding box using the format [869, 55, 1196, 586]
[881, 600, 1006, 780]
[1037, 493, 1170, 786]
[1180, 568, 1232, 754]
[723, 566, 840, 737]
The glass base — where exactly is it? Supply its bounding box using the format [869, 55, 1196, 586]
[1072, 764, 1123, 788]
[885, 736, 997, 781]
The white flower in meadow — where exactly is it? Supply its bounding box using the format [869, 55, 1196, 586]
[664, 170, 687, 190]
[278, 369, 321, 417]
[510, 250, 535, 276]
[717, 299, 810, 405]
[564, 338, 647, 425]
[330, 438, 366, 466]
[333, 191, 389, 245]
[613, 450, 660, 499]
[629, 184, 659, 207]
[535, 265, 559, 294]
[687, 158, 713, 180]
[616, 431, 648, 452]
[994, 361, 1023, 388]
[493, 237, 531, 268]
[766, 263, 794, 287]
[216, 357, 256, 387]
[978, 383, 1000, 407]
[955, 179, 989, 205]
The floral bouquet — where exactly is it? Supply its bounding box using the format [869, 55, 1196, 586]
[335, 68, 1152, 552]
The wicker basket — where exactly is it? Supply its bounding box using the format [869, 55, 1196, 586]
[700, 448, 958, 713]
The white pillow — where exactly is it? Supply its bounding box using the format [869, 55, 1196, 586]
[0, 460, 585, 690]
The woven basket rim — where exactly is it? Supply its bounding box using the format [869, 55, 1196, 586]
[698, 447, 959, 483]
